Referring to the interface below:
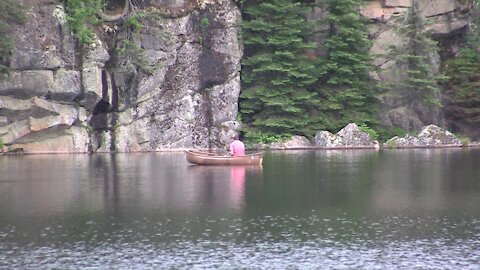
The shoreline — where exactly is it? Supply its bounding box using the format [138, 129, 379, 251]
[2, 143, 480, 155]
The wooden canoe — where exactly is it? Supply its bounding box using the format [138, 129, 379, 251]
[185, 150, 263, 166]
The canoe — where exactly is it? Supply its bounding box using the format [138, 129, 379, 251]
[185, 150, 263, 166]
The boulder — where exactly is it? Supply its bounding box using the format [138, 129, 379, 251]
[270, 135, 311, 150]
[385, 134, 421, 148]
[338, 123, 378, 146]
[418, 124, 462, 145]
[314, 131, 342, 148]
[386, 124, 462, 148]
[313, 123, 379, 149]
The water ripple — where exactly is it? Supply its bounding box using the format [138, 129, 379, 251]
[0, 215, 479, 269]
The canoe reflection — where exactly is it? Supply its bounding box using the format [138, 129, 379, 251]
[230, 166, 246, 208]
[186, 165, 262, 211]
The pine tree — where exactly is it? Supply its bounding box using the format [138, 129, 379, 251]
[240, 0, 320, 141]
[388, 0, 446, 106]
[443, 47, 480, 138]
[317, 0, 377, 131]
[443, 0, 480, 139]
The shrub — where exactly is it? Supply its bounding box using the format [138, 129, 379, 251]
[358, 124, 378, 141]
[64, 0, 103, 44]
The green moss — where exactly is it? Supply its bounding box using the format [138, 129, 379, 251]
[200, 17, 210, 28]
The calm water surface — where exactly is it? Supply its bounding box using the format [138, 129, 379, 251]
[0, 149, 479, 269]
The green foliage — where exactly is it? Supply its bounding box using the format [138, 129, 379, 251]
[444, 47, 480, 115]
[0, 138, 4, 149]
[442, 1, 480, 139]
[384, 139, 397, 149]
[64, 0, 104, 44]
[387, 0, 446, 106]
[456, 134, 470, 146]
[375, 126, 408, 143]
[240, 0, 320, 138]
[200, 17, 210, 28]
[358, 124, 378, 141]
[243, 130, 282, 145]
[110, 7, 153, 75]
[0, 0, 26, 78]
[124, 11, 145, 32]
[316, 0, 379, 132]
[443, 48, 480, 126]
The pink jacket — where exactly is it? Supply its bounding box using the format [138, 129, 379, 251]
[229, 140, 245, 156]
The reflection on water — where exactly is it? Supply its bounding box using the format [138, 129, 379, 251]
[184, 165, 262, 213]
[231, 166, 246, 209]
[0, 150, 479, 269]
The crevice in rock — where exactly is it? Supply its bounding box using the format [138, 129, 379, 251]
[108, 72, 118, 151]
[88, 69, 115, 151]
[424, 10, 456, 19]
[110, 72, 119, 110]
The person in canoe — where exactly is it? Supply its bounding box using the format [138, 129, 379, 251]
[229, 133, 245, 157]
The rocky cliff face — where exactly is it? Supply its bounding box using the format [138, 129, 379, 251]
[0, 0, 473, 153]
[0, 0, 242, 153]
[361, 0, 469, 131]
[309, 0, 470, 132]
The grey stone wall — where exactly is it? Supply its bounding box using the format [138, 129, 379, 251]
[0, 0, 242, 153]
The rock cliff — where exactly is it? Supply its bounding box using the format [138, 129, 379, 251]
[361, 0, 468, 131]
[0, 0, 474, 153]
[1, 0, 242, 153]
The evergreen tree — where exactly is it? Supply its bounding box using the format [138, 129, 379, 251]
[317, 0, 377, 131]
[388, 0, 446, 106]
[240, 0, 319, 141]
[443, 0, 480, 139]
[443, 47, 480, 138]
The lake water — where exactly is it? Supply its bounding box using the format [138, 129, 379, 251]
[0, 149, 479, 269]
